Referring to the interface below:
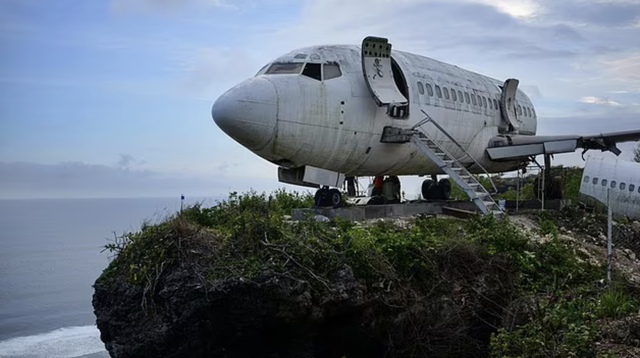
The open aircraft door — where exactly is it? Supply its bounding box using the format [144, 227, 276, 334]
[499, 78, 520, 133]
[361, 36, 408, 119]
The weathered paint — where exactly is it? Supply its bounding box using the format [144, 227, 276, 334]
[579, 156, 640, 219]
[211, 42, 638, 185]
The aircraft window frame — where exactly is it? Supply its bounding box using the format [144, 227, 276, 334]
[611, 181, 617, 189]
[532, 108, 536, 117]
[265, 62, 304, 75]
[584, 176, 590, 183]
[592, 177, 598, 185]
[602, 179, 608, 187]
[517, 105, 522, 115]
[255, 63, 269, 76]
[526, 107, 531, 117]
[465, 92, 470, 104]
[489, 98, 493, 109]
[435, 85, 442, 98]
[620, 183, 626, 190]
[443, 87, 450, 100]
[493, 99, 498, 110]
[417, 81, 425, 95]
[630, 184, 636, 192]
[483, 96, 488, 108]
[323, 63, 342, 80]
[426, 83, 434, 96]
[471, 94, 477, 105]
[301, 63, 322, 80]
[457, 90, 463, 102]
[451, 89, 457, 102]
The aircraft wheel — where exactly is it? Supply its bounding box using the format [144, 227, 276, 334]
[314, 188, 328, 207]
[328, 189, 343, 208]
[439, 178, 451, 200]
[421, 179, 433, 200]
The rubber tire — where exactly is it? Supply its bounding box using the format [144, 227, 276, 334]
[328, 189, 343, 208]
[438, 178, 451, 200]
[314, 188, 328, 207]
[421, 179, 433, 200]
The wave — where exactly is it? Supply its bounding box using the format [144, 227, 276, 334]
[0, 325, 107, 358]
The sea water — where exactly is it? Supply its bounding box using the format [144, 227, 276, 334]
[0, 197, 221, 358]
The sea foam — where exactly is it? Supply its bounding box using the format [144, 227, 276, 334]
[0, 325, 107, 358]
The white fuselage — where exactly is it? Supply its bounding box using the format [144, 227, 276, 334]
[580, 156, 640, 219]
[212, 45, 537, 179]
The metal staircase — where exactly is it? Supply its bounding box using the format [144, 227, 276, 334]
[411, 112, 503, 217]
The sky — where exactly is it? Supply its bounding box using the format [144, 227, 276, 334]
[0, 0, 639, 199]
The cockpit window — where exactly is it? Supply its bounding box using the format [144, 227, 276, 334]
[324, 63, 342, 80]
[302, 63, 321, 80]
[265, 63, 304, 75]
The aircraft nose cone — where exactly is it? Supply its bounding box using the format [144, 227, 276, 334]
[212, 77, 277, 151]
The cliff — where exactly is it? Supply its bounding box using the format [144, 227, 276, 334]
[93, 192, 640, 357]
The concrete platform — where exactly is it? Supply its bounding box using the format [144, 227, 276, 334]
[292, 201, 478, 221]
[291, 199, 569, 222]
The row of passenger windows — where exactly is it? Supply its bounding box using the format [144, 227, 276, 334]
[416, 81, 535, 117]
[584, 175, 639, 193]
[263, 62, 342, 81]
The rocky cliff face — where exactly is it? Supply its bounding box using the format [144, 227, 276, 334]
[93, 232, 514, 358]
[92, 195, 640, 358]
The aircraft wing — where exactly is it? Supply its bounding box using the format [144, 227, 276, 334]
[486, 129, 640, 161]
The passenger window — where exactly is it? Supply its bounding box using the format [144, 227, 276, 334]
[451, 90, 457, 101]
[323, 63, 342, 80]
[532, 108, 536, 117]
[417, 82, 425, 95]
[526, 107, 531, 117]
[435, 85, 442, 98]
[493, 99, 498, 110]
[266, 62, 304, 74]
[620, 183, 626, 190]
[458, 91, 463, 102]
[602, 179, 608, 187]
[629, 184, 635, 192]
[472, 94, 477, 105]
[593, 178, 598, 185]
[517, 105, 522, 115]
[443, 87, 450, 100]
[611, 181, 617, 189]
[483, 96, 487, 107]
[489, 98, 493, 109]
[426, 84, 434, 96]
[465, 92, 470, 104]
[583, 176, 590, 183]
[302, 63, 321, 80]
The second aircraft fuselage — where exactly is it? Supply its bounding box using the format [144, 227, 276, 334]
[212, 45, 538, 177]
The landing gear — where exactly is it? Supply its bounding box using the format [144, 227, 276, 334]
[421, 177, 451, 201]
[532, 154, 564, 200]
[314, 187, 344, 208]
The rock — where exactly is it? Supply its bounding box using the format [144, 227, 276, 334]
[632, 221, 640, 233]
[314, 215, 330, 222]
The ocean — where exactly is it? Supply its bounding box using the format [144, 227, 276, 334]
[0, 197, 222, 358]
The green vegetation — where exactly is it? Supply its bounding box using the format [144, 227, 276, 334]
[100, 191, 638, 357]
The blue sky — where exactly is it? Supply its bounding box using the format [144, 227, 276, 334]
[1, 0, 639, 198]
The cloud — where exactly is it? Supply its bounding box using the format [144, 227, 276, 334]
[110, 0, 231, 13]
[579, 96, 623, 107]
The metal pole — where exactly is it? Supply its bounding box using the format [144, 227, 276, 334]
[607, 188, 613, 284]
[516, 169, 520, 214]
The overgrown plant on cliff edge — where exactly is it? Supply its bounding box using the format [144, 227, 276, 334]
[96, 191, 638, 358]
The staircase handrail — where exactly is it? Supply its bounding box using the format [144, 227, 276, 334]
[412, 110, 499, 194]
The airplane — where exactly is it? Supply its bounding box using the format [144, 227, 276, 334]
[580, 156, 640, 220]
[211, 36, 640, 215]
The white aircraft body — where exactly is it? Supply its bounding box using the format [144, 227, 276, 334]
[580, 156, 640, 219]
[212, 36, 640, 214]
